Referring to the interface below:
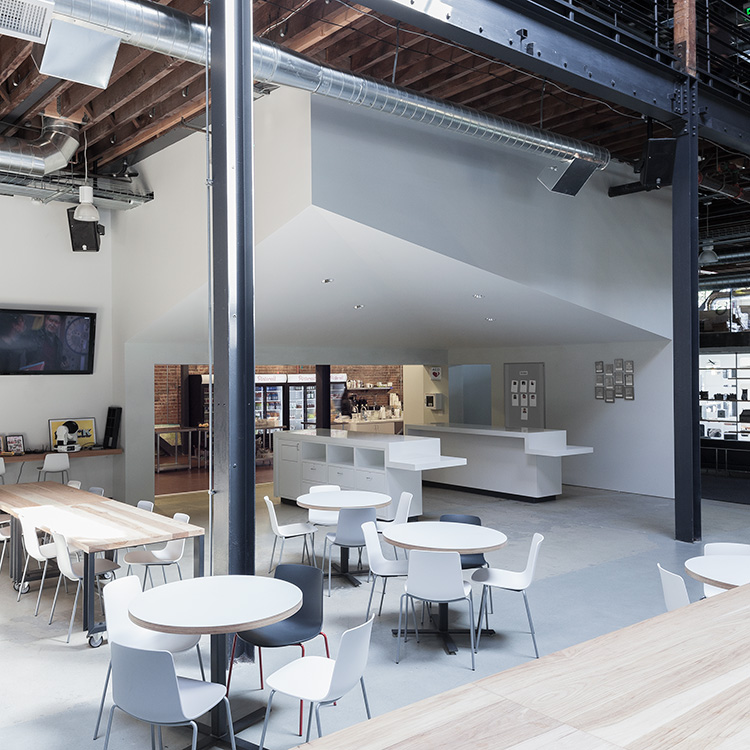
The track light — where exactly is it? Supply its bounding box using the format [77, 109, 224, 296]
[74, 184, 99, 222]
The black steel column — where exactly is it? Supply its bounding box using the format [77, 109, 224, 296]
[316, 365, 331, 429]
[210, 0, 256, 580]
[672, 76, 701, 542]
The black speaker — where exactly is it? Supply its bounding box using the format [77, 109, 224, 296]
[639, 138, 677, 188]
[187, 374, 205, 427]
[67, 207, 105, 252]
[103, 406, 122, 449]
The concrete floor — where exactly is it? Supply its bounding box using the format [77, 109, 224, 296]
[2, 482, 749, 749]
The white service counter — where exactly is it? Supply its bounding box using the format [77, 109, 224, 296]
[405, 423, 593, 501]
[333, 418, 404, 434]
[273, 429, 466, 519]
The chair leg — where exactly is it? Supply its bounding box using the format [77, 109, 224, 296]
[34, 559, 49, 616]
[103, 705, 118, 750]
[396, 593, 405, 663]
[305, 701, 315, 743]
[66, 580, 82, 643]
[196, 642, 206, 680]
[314, 702, 323, 739]
[366, 574, 377, 619]
[522, 590, 539, 658]
[49, 574, 63, 624]
[93, 661, 112, 739]
[475, 586, 487, 650]
[378, 576, 389, 616]
[361, 677, 372, 719]
[268, 537, 278, 573]
[222, 696, 237, 750]
[226, 634, 238, 694]
[258, 689, 276, 750]
[162, 566, 168, 584]
[467, 593, 476, 670]
[16, 553, 30, 602]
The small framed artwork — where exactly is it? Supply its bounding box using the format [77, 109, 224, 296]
[625, 360, 634, 373]
[605, 363, 614, 375]
[605, 389, 615, 403]
[6, 434, 25, 454]
[605, 375, 614, 388]
[614, 371, 624, 385]
[48, 418, 96, 449]
[614, 358, 624, 371]
[625, 373, 634, 386]
[595, 387, 604, 399]
[0, 436, 5, 452]
[595, 361, 604, 373]
[595, 373, 604, 386]
[614, 385, 624, 398]
[625, 387, 635, 400]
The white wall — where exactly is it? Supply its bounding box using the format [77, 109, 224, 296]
[0, 196, 116, 491]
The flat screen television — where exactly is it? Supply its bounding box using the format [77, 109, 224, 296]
[0, 308, 96, 375]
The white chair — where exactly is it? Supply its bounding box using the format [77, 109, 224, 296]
[93, 575, 205, 740]
[16, 512, 57, 615]
[657, 563, 691, 612]
[703, 542, 750, 597]
[397, 550, 476, 670]
[88, 486, 106, 496]
[123, 512, 192, 589]
[307, 485, 341, 554]
[37, 452, 70, 483]
[323, 507, 376, 596]
[103, 642, 236, 750]
[0, 520, 10, 574]
[258, 616, 374, 746]
[67, 480, 82, 489]
[376, 492, 413, 558]
[137, 500, 155, 512]
[361, 520, 408, 618]
[49, 532, 120, 643]
[0, 456, 5, 483]
[263, 496, 316, 573]
[472, 532, 544, 658]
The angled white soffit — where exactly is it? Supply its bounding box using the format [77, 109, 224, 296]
[254, 207, 667, 354]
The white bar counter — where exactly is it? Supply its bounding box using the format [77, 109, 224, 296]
[405, 423, 592, 501]
[273, 429, 466, 519]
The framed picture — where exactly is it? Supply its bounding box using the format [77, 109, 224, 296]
[6, 434, 24, 454]
[614, 358, 624, 371]
[595, 386, 604, 399]
[0, 436, 5, 452]
[595, 361, 604, 373]
[625, 360, 634, 373]
[625, 387, 635, 400]
[48, 418, 96, 449]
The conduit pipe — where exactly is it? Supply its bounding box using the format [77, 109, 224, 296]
[48, 0, 609, 175]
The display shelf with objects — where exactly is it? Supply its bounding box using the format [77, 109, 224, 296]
[699, 352, 750, 441]
[273, 429, 466, 519]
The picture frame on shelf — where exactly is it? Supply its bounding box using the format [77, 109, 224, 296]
[48, 418, 96, 449]
[6, 434, 24, 454]
[0, 436, 5, 452]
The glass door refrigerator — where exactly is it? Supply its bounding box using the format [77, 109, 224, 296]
[287, 375, 316, 430]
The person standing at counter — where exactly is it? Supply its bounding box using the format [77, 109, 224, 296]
[340, 388, 354, 418]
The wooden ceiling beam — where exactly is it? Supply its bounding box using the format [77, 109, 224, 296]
[0, 57, 48, 122]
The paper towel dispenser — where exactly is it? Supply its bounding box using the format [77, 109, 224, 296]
[425, 393, 443, 410]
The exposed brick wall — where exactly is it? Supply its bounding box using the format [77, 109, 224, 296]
[154, 365, 183, 424]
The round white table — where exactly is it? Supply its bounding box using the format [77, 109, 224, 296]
[296, 490, 392, 585]
[684, 555, 750, 590]
[129, 575, 302, 750]
[382, 521, 508, 654]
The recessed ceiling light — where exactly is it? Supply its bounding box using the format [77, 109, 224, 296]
[485, 317, 495, 322]
[354, 304, 365, 310]
[322, 278, 334, 284]
[473, 293, 484, 299]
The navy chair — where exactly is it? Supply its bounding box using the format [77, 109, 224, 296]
[226, 564, 329, 736]
[439, 514, 489, 570]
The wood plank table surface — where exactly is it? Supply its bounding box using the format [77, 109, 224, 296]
[291, 583, 750, 750]
[0, 482, 204, 644]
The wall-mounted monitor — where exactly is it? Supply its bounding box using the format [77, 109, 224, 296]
[0, 308, 96, 375]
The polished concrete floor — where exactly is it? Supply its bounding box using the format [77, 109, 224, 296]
[2, 482, 749, 749]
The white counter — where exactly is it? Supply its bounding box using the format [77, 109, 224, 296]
[334, 418, 404, 434]
[405, 423, 592, 501]
[273, 429, 466, 519]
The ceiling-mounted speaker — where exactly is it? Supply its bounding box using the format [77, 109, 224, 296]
[640, 137, 677, 188]
[67, 208, 105, 252]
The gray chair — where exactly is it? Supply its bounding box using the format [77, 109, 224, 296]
[227, 564, 329, 736]
[37, 453, 70, 483]
[323, 507, 376, 596]
[439, 514, 490, 570]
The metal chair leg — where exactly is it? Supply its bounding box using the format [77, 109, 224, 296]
[522, 590, 539, 658]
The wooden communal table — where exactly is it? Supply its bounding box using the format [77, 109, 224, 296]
[0, 482, 204, 646]
[292, 583, 750, 750]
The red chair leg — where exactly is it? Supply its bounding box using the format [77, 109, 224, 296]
[226, 634, 239, 695]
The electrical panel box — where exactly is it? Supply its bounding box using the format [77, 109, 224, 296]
[425, 393, 443, 410]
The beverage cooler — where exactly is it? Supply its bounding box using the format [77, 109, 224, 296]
[288, 374, 317, 430]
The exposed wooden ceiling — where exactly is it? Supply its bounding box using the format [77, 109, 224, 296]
[2, 0, 750, 275]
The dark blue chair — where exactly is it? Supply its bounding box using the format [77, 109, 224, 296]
[439, 514, 489, 570]
[226, 564, 328, 736]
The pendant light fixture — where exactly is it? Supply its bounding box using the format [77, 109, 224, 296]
[74, 131, 99, 222]
[699, 200, 718, 266]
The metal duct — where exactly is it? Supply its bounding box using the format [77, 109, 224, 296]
[699, 172, 750, 205]
[49, 0, 609, 178]
[699, 274, 750, 290]
[0, 116, 79, 176]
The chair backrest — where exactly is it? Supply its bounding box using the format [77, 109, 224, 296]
[657, 563, 690, 612]
[264, 496, 282, 536]
[110, 643, 186, 724]
[334, 508, 376, 547]
[310, 484, 341, 493]
[517, 533, 545, 589]
[41, 453, 70, 471]
[393, 492, 413, 525]
[52, 532, 79, 582]
[439, 513, 486, 568]
[407, 550, 466, 602]
[18, 513, 50, 563]
[325, 616, 374, 702]
[67, 480, 82, 489]
[274, 563, 324, 632]
[439, 513, 481, 526]
[361, 521, 388, 573]
[104, 575, 147, 645]
[137, 500, 155, 512]
[0, 456, 5, 475]
[88, 486, 106, 496]
[704, 542, 750, 556]
[154, 512, 190, 561]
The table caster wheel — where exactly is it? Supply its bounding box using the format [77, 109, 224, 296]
[13, 581, 30, 594]
[88, 634, 104, 648]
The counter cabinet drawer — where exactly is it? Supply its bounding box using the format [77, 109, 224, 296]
[278, 442, 299, 461]
[355, 469, 386, 492]
[302, 461, 327, 481]
[328, 466, 355, 488]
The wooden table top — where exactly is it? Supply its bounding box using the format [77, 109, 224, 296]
[296, 490, 393, 511]
[292, 582, 750, 750]
[129, 575, 303, 635]
[684, 555, 750, 590]
[0, 481, 203, 554]
[383, 521, 508, 554]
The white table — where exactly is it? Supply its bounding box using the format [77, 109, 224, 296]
[297, 489, 391, 585]
[130, 575, 302, 750]
[382, 521, 508, 654]
[685, 555, 750, 590]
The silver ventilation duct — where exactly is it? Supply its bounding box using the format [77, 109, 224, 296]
[46, 0, 608, 194]
[0, 116, 79, 177]
[699, 274, 750, 290]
